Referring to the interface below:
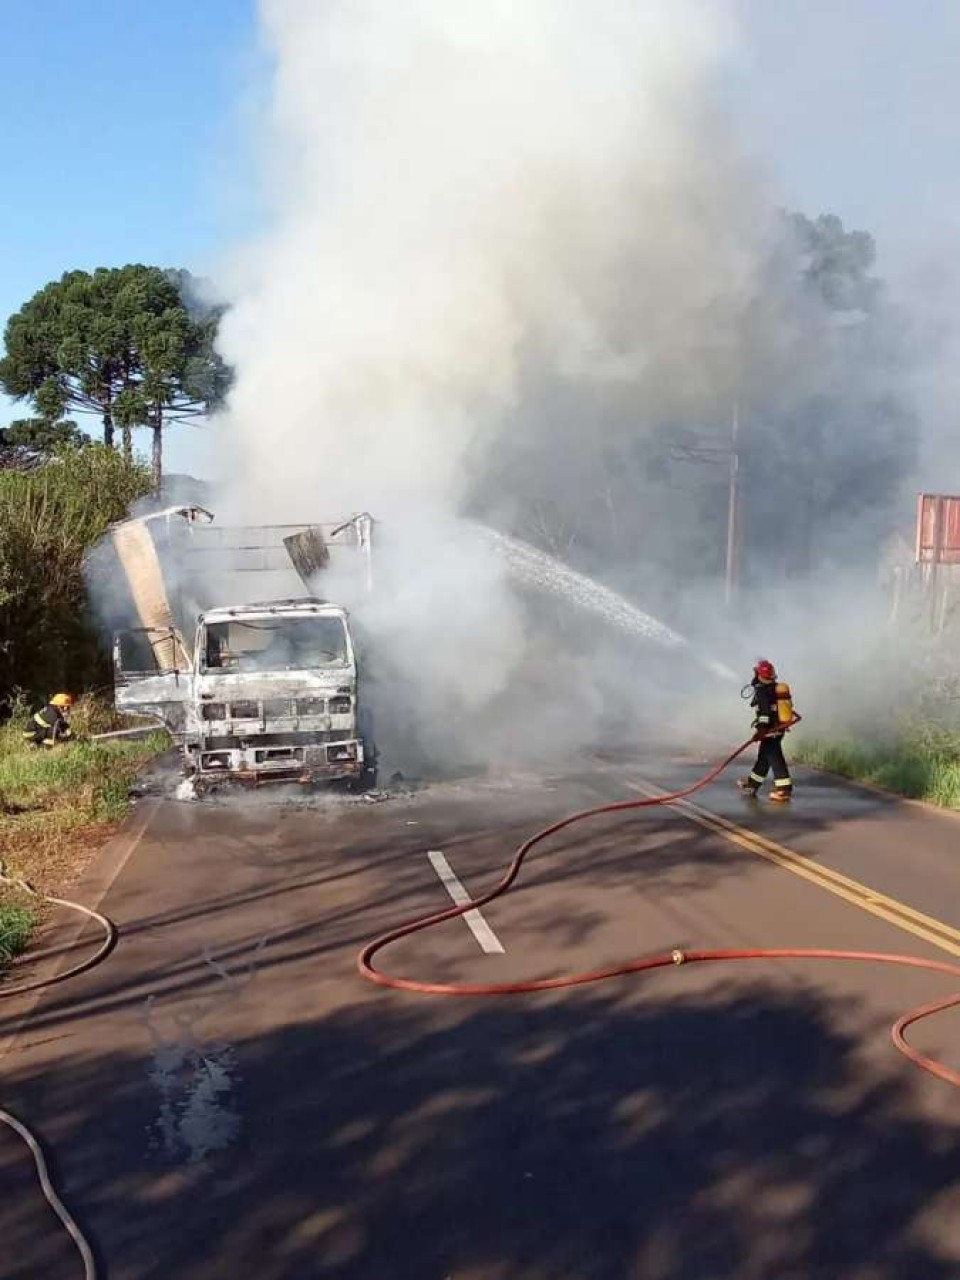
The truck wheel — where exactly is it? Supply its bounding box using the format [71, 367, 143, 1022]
[349, 739, 379, 793]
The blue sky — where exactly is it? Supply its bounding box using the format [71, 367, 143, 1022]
[2, 1, 958, 476]
[732, 0, 960, 264]
[0, 0, 261, 470]
[1, 0, 260, 289]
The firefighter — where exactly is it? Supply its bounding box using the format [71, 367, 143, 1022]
[22, 693, 75, 748]
[737, 659, 793, 802]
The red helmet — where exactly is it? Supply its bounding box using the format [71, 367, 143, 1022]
[754, 658, 776, 682]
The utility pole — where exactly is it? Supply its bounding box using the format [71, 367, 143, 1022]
[724, 401, 740, 608]
[662, 402, 742, 602]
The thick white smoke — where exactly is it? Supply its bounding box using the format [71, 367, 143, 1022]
[218, 1, 765, 517]
[212, 1, 780, 770]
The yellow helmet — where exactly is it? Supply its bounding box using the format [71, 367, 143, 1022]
[50, 692, 74, 709]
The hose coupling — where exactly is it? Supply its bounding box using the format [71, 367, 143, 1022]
[671, 948, 686, 965]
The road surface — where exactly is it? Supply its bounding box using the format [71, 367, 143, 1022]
[4, 752, 960, 1279]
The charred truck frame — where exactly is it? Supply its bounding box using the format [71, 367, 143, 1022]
[106, 510, 377, 789]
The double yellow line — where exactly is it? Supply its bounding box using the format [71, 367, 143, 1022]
[628, 781, 960, 960]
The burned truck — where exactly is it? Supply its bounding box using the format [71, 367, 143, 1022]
[104, 508, 378, 788]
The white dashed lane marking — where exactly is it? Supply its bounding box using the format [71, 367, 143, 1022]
[426, 851, 505, 954]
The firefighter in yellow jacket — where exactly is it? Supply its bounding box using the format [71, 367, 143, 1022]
[737, 660, 793, 802]
[22, 693, 75, 747]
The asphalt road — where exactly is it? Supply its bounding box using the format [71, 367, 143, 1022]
[4, 753, 960, 1279]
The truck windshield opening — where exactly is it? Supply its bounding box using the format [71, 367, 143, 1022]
[201, 616, 348, 672]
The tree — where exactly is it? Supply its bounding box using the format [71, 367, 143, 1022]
[471, 207, 914, 602]
[733, 210, 914, 580]
[0, 265, 232, 490]
[0, 443, 153, 699]
[786, 211, 881, 315]
[0, 418, 88, 450]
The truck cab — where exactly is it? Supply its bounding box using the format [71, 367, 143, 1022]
[115, 598, 376, 788]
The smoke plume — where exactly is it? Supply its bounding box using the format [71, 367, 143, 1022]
[217, 1, 768, 511]
[208, 1, 916, 770]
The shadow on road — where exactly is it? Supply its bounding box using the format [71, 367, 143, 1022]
[5, 756, 956, 1279]
[6, 977, 960, 1279]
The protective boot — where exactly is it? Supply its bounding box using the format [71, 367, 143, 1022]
[737, 777, 759, 796]
[769, 787, 792, 804]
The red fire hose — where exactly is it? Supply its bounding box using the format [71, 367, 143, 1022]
[0, 862, 113, 1278]
[358, 722, 960, 1091]
[2, 725, 959, 1280]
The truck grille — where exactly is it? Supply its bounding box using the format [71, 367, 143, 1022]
[203, 730, 352, 747]
[200, 697, 352, 722]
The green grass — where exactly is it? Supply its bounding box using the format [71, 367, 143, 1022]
[794, 732, 960, 808]
[0, 727, 168, 826]
[0, 902, 35, 964]
[0, 702, 169, 963]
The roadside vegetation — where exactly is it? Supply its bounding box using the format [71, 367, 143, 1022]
[794, 726, 960, 809]
[0, 426, 173, 968]
[0, 901, 34, 967]
[0, 694, 168, 968]
[0, 442, 155, 697]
